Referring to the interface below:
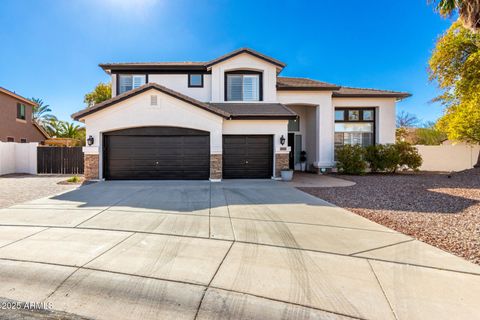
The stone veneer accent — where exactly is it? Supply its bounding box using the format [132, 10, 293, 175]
[275, 153, 289, 177]
[210, 154, 222, 180]
[84, 154, 99, 180]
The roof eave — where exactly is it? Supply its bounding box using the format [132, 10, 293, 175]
[332, 93, 412, 99]
[227, 115, 297, 120]
[277, 86, 341, 91]
[72, 84, 230, 121]
[205, 48, 286, 69]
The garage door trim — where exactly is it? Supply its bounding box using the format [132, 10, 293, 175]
[103, 126, 210, 180]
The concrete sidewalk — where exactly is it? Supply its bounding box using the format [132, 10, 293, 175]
[0, 180, 478, 320]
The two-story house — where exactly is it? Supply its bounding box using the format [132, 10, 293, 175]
[0, 87, 49, 143]
[72, 48, 410, 180]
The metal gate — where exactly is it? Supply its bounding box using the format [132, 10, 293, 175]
[37, 147, 84, 174]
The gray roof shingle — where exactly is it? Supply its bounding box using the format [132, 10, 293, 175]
[332, 86, 411, 98]
[276, 77, 340, 90]
[208, 103, 297, 119]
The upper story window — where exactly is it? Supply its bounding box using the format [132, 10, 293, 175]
[188, 74, 203, 87]
[118, 74, 146, 94]
[16, 103, 26, 120]
[225, 71, 262, 101]
[288, 118, 300, 132]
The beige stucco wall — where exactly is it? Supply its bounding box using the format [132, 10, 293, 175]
[210, 53, 278, 103]
[148, 74, 211, 102]
[416, 145, 480, 172]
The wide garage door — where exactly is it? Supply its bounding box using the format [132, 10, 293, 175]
[223, 135, 273, 179]
[104, 127, 210, 180]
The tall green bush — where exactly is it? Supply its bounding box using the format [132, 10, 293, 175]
[364, 144, 400, 173]
[336, 145, 366, 175]
[394, 142, 423, 171]
[337, 143, 422, 175]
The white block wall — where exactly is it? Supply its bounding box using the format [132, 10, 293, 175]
[0, 142, 37, 175]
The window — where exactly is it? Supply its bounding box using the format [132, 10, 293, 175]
[288, 118, 300, 132]
[188, 74, 203, 87]
[225, 72, 261, 101]
[363, 110, 374, 121]
[334, 108, 375, 159]
[20, 138, 27, 143]
[348, 110, 360, 121]
[118, 74, 146, 94]
[17, 103, 26, 120]
[6, 137, 14, 142]
[335, 110, 344, 121]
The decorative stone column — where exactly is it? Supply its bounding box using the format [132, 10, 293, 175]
[274, 153, 289, 177]
[210, 154, 222, 181]
[84, 154, 99, 180]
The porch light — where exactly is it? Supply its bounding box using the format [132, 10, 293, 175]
[87, 135, 94, 146]
[280, 135, 286, 145]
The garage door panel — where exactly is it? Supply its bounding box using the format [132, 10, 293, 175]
[104, 128, 210, 180]
[223, 135, 273, 179]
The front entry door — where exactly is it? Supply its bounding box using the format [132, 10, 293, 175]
[288, 133, 295, 169]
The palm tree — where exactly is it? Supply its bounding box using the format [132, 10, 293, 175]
[430, 0, 480, 32]
[44, 118, 62, 137]
[31, 98, 57, 123]
[59, 122, 81, 139]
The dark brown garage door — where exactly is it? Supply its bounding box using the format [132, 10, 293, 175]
[223, 135, 273, 179]
[104, 127, 210, 180]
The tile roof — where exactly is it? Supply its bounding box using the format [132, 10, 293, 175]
[72, 83, 230, 121]
[277, 77, 411, 98]
[0, 87, 36, 106]
[205, 48, 286, 68]
[99, 62, 207, 71]
[99, 48, 286, 72]
[277, 77, 340, 90]
[332, 86, 411, 98]
[208, 103, 297, 119]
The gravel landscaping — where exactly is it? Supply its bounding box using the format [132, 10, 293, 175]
[0, 174, 79, 209]
[300, 168, 480, 265]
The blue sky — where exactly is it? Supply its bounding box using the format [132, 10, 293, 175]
[0, 0, 451, 123]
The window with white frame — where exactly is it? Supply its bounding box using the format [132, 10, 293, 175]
[118, 74, 146, 94]
[225, 72, 261, 101]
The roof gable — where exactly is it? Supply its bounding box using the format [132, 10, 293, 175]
[72, 83, 229, 121]
[206, 48, 286, 69]
[0, 87, 36, 106]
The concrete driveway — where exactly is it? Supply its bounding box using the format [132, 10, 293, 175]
[0, 180, 479, 320]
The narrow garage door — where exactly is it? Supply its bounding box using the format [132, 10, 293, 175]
[104, 127, 210, 180]
[223, 135, 273, 179]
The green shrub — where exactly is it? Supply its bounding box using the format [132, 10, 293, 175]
[395, 142, 423, 171]
[336, 145, 366, 175]
[364, 144, 400, 173]
[67, 176, 81, 183]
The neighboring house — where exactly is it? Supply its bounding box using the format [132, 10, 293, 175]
[73, 48, 410, 180]
[0, 87, 49, 143]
